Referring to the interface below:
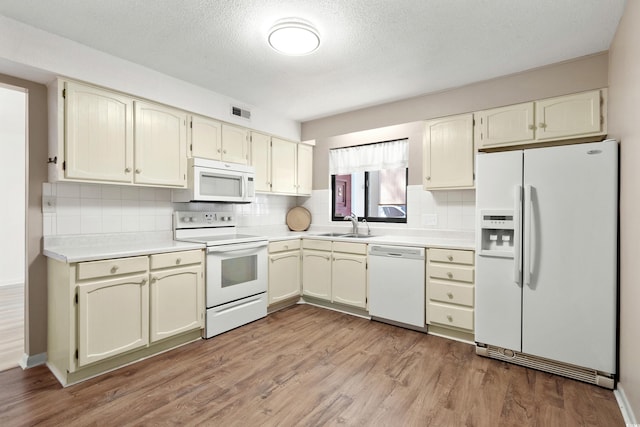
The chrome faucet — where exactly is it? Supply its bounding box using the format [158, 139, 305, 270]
[344, 212, 358, 235]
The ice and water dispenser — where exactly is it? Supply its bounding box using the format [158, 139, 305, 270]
[479, 210, 515, 258]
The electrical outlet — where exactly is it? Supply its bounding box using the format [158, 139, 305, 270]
[42, 196, 56, 213]
[422, 214, 437, 227]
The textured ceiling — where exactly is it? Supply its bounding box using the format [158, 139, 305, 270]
[0, 0, 626, 122]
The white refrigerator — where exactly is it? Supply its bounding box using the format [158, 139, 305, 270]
[475, 140, 618, 381]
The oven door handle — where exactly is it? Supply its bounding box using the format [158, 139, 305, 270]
[206, 241, 268, 254]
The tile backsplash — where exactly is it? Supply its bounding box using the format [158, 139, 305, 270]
[43, 183, 474, 236]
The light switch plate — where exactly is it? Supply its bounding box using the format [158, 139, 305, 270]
[42, 196, 56, 213]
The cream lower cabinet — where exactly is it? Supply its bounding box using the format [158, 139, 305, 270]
[268, 240, 301, 305]
[331, 242, 367, 309]
[47, 249, 204, 386]
[423, 113, 475, 190]
[426, 248, 475, 340]
[302, 239, 332, 301]
[149, 250, 205, 342]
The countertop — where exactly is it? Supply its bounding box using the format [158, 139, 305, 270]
[44, 232, 205, 263]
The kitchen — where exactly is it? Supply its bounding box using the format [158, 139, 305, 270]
[0, 1, 639, 425]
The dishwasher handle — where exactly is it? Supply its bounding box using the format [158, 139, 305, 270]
[369, 245, 425, 260]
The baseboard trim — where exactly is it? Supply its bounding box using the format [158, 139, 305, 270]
[19, 352, 47, 369]
[614, 384, 638, 424]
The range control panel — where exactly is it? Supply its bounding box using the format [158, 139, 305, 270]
[174, 211, 236, 228]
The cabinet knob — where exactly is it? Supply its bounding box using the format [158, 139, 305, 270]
[135, 168, 142, 174]
[447, 272, 453, 279]
[284, 245, 289, 250]
[447, 292, 453, 299]
[110, 265, 119, 274]
[125, 167, 132, 173]
[447, 255, 453, 261]
[217, 148, 221, 153]
[538, 122, 547, 129]
[223, 150, 227, 154]
[151, 277, 157, 284]
[141, 278, 148, 285]
[426, 176, 431, 181]
[176, 258, 182, 264]
[528, 124, 535, 130]
[446, 315, 453, 322]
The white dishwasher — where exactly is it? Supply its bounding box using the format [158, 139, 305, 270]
[368, 245, 425, 328]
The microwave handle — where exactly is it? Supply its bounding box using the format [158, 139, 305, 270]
[242, 175, 246, 199]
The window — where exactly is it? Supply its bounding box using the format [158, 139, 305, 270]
[330, 139, 408, 223]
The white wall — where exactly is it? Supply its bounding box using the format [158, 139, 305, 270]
[0, 85, 26, 286]
[0, 15, 300, 142]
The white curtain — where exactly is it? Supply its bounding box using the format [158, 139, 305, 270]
[329, 139, 408, 175]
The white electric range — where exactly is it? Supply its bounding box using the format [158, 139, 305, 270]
[174, 211, 268, 338]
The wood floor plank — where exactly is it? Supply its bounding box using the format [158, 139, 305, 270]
[0, 304, 625, 426]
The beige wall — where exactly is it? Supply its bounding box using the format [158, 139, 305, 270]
[0, 73, 48, 358]
[303, 53, 609, 190]
[608, 0, 640, 418]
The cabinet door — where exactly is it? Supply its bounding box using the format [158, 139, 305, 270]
[150, 265, 204, 343]
[191, 115, 222, 160]
[221, 124, 249, 164]
[302, 249, 331, 300]
[297, 143, 313, 195]
[535, 90, 603, 141]
[77, 273, 149, 367]
[64, 81, 133, 183]
[423, 113, 474, 190]
[251, 131, 272, 192]
[271, 138, 297, 194]
[332, 253, 367, 308]
[476, 103, 535, 149]
[268, 251, 301, 304]
[134, 101, 187, 187]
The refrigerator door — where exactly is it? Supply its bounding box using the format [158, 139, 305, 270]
[475, 150, 524, 350]
[522, 140, 617, 373]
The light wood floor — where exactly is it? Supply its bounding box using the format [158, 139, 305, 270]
[0, 304, 624, 426]
[0, 283, 24, 372]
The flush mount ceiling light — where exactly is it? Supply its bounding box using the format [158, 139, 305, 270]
[268, 20, 320, 55]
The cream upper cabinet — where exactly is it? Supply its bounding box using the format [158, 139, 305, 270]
[190, 115, 222, 160]
[268, 240, 301, 305]
[476, 89, 607, 150]
[250, 131, 272, 192]
[331, 243, 367, 309]
[134, 101, 188, 187]
[423, 113, 474, 190]
[297, 143, 313, 196]
[271, 137, 298, 194]
[476, 102, 535, 149]
[221, 123, 250, 165]
[535, 90, 604, 141]
[63, 81, 134, 183]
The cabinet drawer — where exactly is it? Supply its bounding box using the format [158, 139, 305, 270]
[429, 281, 474, 307]
[429, 264, 474, 283]
[302, 239, 332, 251]
[428, 302, 474, 331]
[429, 248, 474, 265]
[269, 239, 301, 253]
[150, 250, 202, 270]
[77, 256, 149, 281]
[333, 241, 367, 255]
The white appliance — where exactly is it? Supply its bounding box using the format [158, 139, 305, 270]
[475, 139, 618, 388]
[172, 158, 255, 203]
[368, 245, 425, 328]
[174, 211, 268, 338]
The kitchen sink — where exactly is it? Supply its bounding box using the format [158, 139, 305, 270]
[315, 232, 348, 237]
[340, 233, 376, 238]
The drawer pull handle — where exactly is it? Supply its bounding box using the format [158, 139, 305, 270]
[447, 292, 453, 299]
[447, 315, 453, 322]
[447, 272, 453, 279]
[447, 255, 453, 261]
[176, 258, 182, 265]
[284, 245, 289, 250]
[110, 266, 119, 274]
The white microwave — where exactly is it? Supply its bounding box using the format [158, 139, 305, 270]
[172, 158, 255, 203]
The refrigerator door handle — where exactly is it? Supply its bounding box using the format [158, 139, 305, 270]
[514, 185, 522, 285]
[524, 185, 533, 287]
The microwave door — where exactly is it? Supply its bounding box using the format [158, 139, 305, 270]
[199, 171, 243, 201]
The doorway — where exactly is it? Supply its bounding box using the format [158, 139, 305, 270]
[0, 84, 27, 371]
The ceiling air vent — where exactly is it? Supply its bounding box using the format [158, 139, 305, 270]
[231, 106, 251, 120]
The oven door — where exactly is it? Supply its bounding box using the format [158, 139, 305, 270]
[206, 241, 267, 307]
